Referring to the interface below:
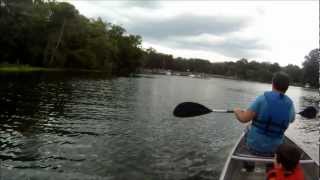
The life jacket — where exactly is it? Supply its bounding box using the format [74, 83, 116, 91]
[252, 91, 291, 138]
[267, 165, 304, 180]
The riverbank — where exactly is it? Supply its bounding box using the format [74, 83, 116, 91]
[0, 64, 108, 73]
[0, 64, 52, 72]
[140, 69, 311, 88]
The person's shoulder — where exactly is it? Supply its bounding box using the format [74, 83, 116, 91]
[263, 91, 274, 98]
[248, 93, 266, 112]
[259, 92, 270, 100]
[253, 94, 266, 103]
[283, 94, 294, 105]
[259, 91, 270, 99]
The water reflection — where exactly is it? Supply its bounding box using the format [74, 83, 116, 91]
[0, 73, 318, 180]
[0, 72, 109, 165]
[0, 73, 72, 164]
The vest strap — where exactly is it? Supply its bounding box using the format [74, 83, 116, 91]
[252, 120, 284, 137]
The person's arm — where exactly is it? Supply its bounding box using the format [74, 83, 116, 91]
[234, 108, 256, 123]
[234, 95, 262, 123]
[289, 103, 296, 123]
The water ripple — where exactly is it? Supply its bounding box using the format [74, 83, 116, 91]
[0, 73, 318, 179]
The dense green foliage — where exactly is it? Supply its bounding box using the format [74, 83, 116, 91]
[0, 0, 143, 75]
[302, 49, 319, 88]
[143, 48, 319, 88]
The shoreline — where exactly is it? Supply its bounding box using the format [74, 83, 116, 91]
[0, 65, 318, 90]
[140, 69, 315, 89]
[0, 64, 109, 73]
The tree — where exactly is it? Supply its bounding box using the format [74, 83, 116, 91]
[0, 0, 34, 64]
[283, 64, 303, 84]
[0, 1, 144, 75]
[45, 2, 80, 67]
[302, 49, 319, 88]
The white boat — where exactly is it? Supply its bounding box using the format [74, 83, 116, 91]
[219, 133, 319, 180]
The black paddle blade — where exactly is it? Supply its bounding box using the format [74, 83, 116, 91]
[298, 106, 318, 119]
[173, 102, 213, 117]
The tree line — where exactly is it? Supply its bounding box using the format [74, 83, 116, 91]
[0, 0, 143, 75]
[142, 48, 319, 88]
[0, 1, 318, 88]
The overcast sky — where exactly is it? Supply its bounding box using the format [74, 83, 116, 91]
[64, 0, 318, 67]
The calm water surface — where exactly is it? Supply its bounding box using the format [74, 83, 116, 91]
[0, 73, 318, 180]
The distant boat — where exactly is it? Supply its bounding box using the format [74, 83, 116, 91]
[304, 83, 310, 88]
[189, 74, 195, 78]
[166, 71, 171, 75]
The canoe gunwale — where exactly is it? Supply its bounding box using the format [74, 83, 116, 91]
[219, 133, 244, 180]
[231, 155, 316, 163]
[285, 133, 320, 166]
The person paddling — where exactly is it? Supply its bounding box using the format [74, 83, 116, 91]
[233, 72, 295, 170]
[267, 144, 304, 180]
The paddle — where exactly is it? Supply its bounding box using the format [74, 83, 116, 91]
[173, 102, 233, 117]
[173, 102, 318, 119]
[297, 106, 318, 119]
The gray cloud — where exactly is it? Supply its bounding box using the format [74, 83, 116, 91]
[126, 14, 250, 39]
[69, 1, 266, 59]
[121, 13, 265, 58]
[152, 36, 268, 58]
[121, 0, 160, 9]
[204, 39, 264, 58]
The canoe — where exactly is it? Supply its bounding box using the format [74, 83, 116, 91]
[219, 133, 319, 180]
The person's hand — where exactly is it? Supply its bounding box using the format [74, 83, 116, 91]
[233, 108, 243, 114]
[233, 108, 242, 121]
[233, 108, 254, 123]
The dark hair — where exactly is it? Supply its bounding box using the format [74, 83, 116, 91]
[272, 72, 290, 92]
[276, 144, 301, 172]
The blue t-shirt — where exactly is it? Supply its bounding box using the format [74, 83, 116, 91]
[246, 91, 295, 154]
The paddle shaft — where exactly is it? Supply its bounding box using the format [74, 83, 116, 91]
[215, 110, 312, 115]
[214, 110, 310, 114]
[212, 109, 314, 116]
[212, 109, 234, 113]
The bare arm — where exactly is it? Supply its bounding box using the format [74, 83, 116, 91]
[233, 108, 256, 123]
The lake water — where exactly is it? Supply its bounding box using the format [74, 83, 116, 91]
[0, 73, 318, 180]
